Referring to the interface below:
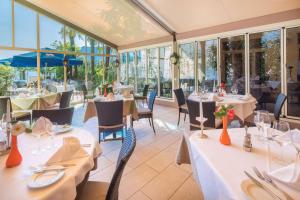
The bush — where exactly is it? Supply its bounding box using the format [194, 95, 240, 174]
[0, 65, 14, 96]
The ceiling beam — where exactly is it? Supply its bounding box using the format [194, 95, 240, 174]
[128, 0, 176, 41]
[15, 0, 118, 48]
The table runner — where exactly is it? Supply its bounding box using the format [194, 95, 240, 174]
[0, 128, 101, 200]
[177, 127, 300, 200]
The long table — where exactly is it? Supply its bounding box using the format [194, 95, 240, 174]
[177, 127, 300, 200]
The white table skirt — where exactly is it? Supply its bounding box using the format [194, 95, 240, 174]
[0, 128, 101, 200]
[186, 127, 300, 200]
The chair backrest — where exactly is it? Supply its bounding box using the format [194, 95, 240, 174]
[81, 84, 88, 96]
[186, 99, 216, 130]
[0, 97, 12, 118]
[142, 84, 149, 97]
[59, 90, 73, 109]
[273, 93, 287, 120]
[94, 100, 124, 132]
[173, 88, 186, 107]
[106, 128, 136, 200]
[32, 107, 74, 125]
[147, 91, 157, 111]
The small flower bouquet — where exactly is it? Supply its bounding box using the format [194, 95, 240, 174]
[214, 105, 235, 120]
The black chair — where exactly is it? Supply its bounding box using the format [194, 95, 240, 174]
[173, 88, 189, 126]
[94, 100, 126, 142]
[0, 97, 31, 122]
[79, 128, 136, 200]
[131, 91, 157, 133]
[82, 84, 95, 104]
[32, 107, 74, 125]
[186, 99, 216, 130]
[60, 90, 73, 109]
[134, 84, 149, 104]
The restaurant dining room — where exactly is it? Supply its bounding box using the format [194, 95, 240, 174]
[1, 0, 300, 200]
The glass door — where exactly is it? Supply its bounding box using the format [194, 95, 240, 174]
[286, 26, 300, 118]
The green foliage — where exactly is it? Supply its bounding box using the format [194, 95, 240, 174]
[0, 65, 14, 95]
[214, 104, 234, 119]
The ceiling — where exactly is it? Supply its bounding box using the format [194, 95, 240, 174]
[25, 0, 300, 47]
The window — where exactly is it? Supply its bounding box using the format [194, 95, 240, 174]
[128, 52, 136, 88]
[136, 50, 146, 93]
[147, 48, 158, 92]
[159, 46, 172, 98]
[197, 40, 217, 91]
[179, 43, 195, 95]
[40, 15, 64, 51]
[14, 2, 37, 48]
[0, 0, 12, 46]
[120, 53, 127, 84]
[249, 30, 281, 112]
[220, 35, 245, 94]
[65, 28, 85, 53]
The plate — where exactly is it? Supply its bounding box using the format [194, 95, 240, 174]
[27, 170, 65, 189]
[53, 125, 73, 134]
[241, 179, 286, 200]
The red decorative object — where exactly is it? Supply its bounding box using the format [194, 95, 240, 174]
[220, 116, 231, 145]
[6, 135, 22, 168]
[228, 109, 235, 120]
[220, 82, 225, 89]
[103, 87, 107, 97]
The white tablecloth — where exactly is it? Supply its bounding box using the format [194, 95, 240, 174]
[0, 128, 101, 200]
[189, 93, 257, 120]
[187, 127, 300, 200]
[54, 85, 75, 92]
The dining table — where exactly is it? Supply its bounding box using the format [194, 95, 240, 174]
[83, 94, 139, 122]
[11, 92, 61, 111]
[176, 127, 300, 200]
[0, 128, 101, 200]
[188, 93, 257, 121]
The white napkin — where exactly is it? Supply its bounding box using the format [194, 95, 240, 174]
[32, 117, 53, 135]
[212, 94, 221, 101]
[240, 94, 251, 101]
[46, 137, 88, 164]
[106, 93, 115, 101]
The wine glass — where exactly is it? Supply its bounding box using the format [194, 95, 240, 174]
[260, 112, 271, 138]
[231, 86, 238, 95]
[290, 129, 300, 179]
[271, 121, 291, 161]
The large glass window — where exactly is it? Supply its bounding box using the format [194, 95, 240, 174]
[159, 46, 172, 98]
[197, 40, 217, 91]
[40, 15, 64, 51]
[286, 27, 300, 117]
[136, 50, 146, 93]
[65, 28, 85, 53]
[14, 2, 37, 48]
[147, 48, 158, 92]
[127, 52, 136, 88]
[220, 35, 245, 94]
[0, 0, 12, 46]
[120, 53, 127, 84]
[179, 43, 195, 95]
[249, 30, 281, 112]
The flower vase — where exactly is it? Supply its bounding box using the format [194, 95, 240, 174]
[220, 116, 231, 145]
[6, 135, 22, 168]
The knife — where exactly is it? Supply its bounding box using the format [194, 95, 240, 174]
[244, 171, 282, 200]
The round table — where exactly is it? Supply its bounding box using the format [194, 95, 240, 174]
[0, 128, 101, 200]
[189, 93, 257, 121]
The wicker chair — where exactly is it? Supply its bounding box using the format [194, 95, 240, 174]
[79, 128, 136, 200]
[0, 97, 31, 122]
[82, 84, 95, 104]
[173, 88, 189, 126]
[32, 107, 74, 125]
[60, 90, 73, 109]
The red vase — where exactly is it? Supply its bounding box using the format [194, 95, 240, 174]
[103, 87, 107, 97]
[220, 116, 231, 145]
[6, 135, 22, 168]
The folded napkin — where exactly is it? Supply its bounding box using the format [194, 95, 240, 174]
[32, 117, 53, 135]
[239, 94, 251, 101]
[46, 137, 88, 164]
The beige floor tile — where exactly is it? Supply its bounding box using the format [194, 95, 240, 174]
[127, 191, 151, 200]
[169, 176, 203, 200]
[141, 165, 190, 200]
[173, 163, 193, 174]
[119, 164, 158, 200]
[90, 155, 114, 176]
[105, 148, 120, 163]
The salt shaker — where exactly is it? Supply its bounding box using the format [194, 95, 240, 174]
[243, 125, 252, 152]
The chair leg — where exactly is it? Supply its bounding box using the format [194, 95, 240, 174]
[184, 113, 186, 122]
[151, 116, 156, 134]
[177, 110, 181, 126]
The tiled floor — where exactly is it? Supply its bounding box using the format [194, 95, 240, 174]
[81, 104, 203, 200]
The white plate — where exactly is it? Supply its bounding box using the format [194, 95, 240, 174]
[27, 170, 65, 189]
[53, 126, 73, 134]
[241, 179, 286, 200]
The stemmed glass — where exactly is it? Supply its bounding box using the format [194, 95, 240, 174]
[253, 110, 269, 139]
[231, 86, 238, 95]
[260, 112, 271, 139]
[271, 121, 291, 162]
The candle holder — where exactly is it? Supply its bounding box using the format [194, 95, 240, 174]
[196, 117, 208, 139]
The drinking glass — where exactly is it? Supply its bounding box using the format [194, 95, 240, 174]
[231, 86, 238, 95]
[271, 121, 291, 162]
[260, 112, 271, 138]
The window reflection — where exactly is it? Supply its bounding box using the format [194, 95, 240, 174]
[159, 46, 172, 98]
[220, 35, 245, 94]
[286, 27, 300, 117]
[198, 40, 217, 91]
[249, 30, 281, 112]
[147, 48, 158, 92]
[137, 50, 146, 93]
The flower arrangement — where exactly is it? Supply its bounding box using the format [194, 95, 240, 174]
[11, 122, 26, 136]
[170, 52, 180, 65]
[214, 105, 235, 120]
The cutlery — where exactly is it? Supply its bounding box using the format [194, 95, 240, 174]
[30, 165, 67, 173]
[244, 171, 282, 200]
